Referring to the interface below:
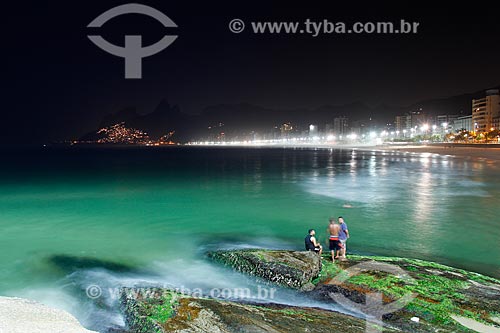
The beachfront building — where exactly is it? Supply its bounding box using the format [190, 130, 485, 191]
[472, 89, 500, 133]
[407, 111, 428, 130]
[394, 115, 407, 133]
[349, 120, 367, 137]
[436, 114, 458, 127]
[333, 117, 349, 136]
[493, 116, 500, 132]
[308, 124, 319, 138]
[280, 122, 294, 138]
[451, 115, 473, 132]
[325, 123, 334, 137]
[398, 111, 429, 131]
[393, 111, 431, 137]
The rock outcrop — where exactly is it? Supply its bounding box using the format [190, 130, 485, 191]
[308, 255, 500, 332]
[207, 249, 321, 291]
[208, 250, 500, 332]
[0, 296, 97, 333]
[118, 250, 500, 332]
[120, 287, 398, 333]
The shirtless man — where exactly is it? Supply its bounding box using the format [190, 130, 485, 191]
[328, 217, 342, 262]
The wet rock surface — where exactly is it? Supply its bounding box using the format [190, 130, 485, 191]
[120, 288, 398, 333]
[119, 250, 500, 332]
[207, 249, 321, 291]
[209, 250, 500, 333]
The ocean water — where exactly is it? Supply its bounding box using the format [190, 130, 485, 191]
[0, 146, 499, 331]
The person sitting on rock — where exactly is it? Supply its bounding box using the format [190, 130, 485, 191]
[305, 229, 323, 255]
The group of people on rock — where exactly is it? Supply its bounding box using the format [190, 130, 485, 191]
[304, 216, 350, 262]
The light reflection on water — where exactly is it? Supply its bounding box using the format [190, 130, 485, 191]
[302, 148, 499, 275]
[0, 146, 499, 331]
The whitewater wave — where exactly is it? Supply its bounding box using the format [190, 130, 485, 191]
[8, 245, 352, 332]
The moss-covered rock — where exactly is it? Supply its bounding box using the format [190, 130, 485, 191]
[207, 249, 321, 291]
[121, 251, 500, 332]
[310, 254, 500, 332]
[120, 287, 398, 333]
[121, 288, 173, 333]
[207, 250, 500, 332]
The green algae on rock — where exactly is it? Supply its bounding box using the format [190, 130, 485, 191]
[207, 250, 500, 332]
[119, 250, 500, 332]
[311, 254, 500, 332]
[120, 287, 399, 333]
[207, 249, 322, 291]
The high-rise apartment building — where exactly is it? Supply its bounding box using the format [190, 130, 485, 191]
[472, 89, 500, 133]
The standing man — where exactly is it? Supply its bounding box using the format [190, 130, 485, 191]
[338, 216, 350, 260]
[305, 229, 323, 255]
[327, 218, 342, 262]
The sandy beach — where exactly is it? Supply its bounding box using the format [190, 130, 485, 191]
[377, 144, 500, 162]
[0, 297, 96, 333]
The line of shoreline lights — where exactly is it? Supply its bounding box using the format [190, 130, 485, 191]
[188, 123, 445, 146]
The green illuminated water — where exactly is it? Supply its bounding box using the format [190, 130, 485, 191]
[0, 146, 499, 330]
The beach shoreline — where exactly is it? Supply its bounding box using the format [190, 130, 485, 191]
[375, 143, 500, 162]
[183, 142, 500, 162]
[27, 141, 500, 162]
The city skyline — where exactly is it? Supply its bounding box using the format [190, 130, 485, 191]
[3, 1, 500, 143]
[67, 87, 499, 146]
[74, 84, 496, 140]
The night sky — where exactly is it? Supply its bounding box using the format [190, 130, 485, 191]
[3, 1, 500, 143]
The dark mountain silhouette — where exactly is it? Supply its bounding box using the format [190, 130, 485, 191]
[99, 107, 139, 127]
[82, 100, 198, 142]
[81, 85, 499, 142]
[400, 87, 500, 116]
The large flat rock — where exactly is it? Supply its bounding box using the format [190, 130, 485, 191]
[207, 249, 321, 291]
[207, 250, 500, 332]
[120, 287, 398, 333]
[309, 254, 500, 332]
[0, 296, 97, 333]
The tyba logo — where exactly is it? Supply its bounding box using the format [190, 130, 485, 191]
[88, 3, 178, 79]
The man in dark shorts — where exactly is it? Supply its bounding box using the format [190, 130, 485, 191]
[305, 229, 323, 255]
[328, 217, 343, 262]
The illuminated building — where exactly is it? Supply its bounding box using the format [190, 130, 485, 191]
[333, 117, 348, 136]
[472, 89, 500, 133]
